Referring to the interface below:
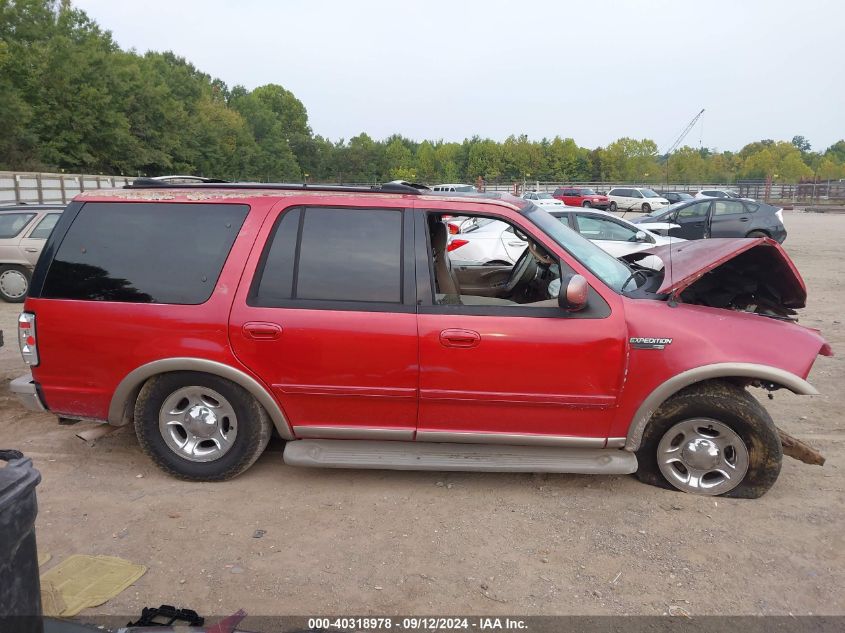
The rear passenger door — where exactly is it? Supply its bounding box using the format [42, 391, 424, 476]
[229, 205, 419, 441]
[19, 212, 62, 265]
[708, 200, 750, 237]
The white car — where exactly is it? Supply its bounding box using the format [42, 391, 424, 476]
[521, 191, 566, 208]
[448, 209, 683, 270]
[694, 189, 755, 201]
[606, 187, 671, 214]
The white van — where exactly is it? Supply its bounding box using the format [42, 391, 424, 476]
[606, 187, 670, 213]
[431, 183, 477, 193]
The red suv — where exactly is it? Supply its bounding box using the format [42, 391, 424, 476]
[553, 187, 610, 209]
[11, 182, 830, 497]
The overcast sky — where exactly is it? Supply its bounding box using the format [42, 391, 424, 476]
[74, 0, 844, 152]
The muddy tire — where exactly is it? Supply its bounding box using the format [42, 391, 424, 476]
[635, 380, 782, 498]
[134, 372, 272, 481]
[0, 265, 31, 303]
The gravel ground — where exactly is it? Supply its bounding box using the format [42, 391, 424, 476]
[0, 211, 842, 620]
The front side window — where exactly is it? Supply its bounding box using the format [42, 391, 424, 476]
[0, 213, 35, 238]
[579, 188, 597, 196]
[641, 189, 660, 198]
[677, 201, 709, 219]
[28, 213, 61, 239]
[252, 207, 403, 306]
[630, 190, 644, 198]
[712, 200, 745, 216]
[575, 214, 639, 242]
[42, 202, 248, 304]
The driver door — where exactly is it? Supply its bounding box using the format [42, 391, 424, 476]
[413, 206, 627, 444]
[670, 201, 711, 239]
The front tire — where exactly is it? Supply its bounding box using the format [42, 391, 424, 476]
[0, 265, 31, 303]
[608, 201, 618, 212]
[641, 203, 651, 214]
[134, 372, 272, 481]
[635, 381, 782, 498]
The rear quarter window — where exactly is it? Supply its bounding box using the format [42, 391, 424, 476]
[41, 202, 248, 304]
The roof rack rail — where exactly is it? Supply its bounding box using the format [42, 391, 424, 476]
[124, 181, 425, 195]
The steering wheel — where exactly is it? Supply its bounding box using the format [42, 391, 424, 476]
[502, 247, 538, 294]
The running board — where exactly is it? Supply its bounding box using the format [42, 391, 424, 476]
[283, 440, 637, 474]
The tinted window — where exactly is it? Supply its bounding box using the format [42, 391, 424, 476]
[608, 189, 621, 196]
[712, 200, 745, 216]
[253, 207, 403, 305]
[28, 213, 61, 239]
[630, 190, 643, 198]
[43, 202, 248, 304]
[251, 208, 301, 304]
[745, 202, 760, 212]
[0, 213, 35, 238]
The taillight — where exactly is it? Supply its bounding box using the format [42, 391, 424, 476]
[18, 312, 38, 366]
[447, 222, 460, 235]
[447, 239, 468, 252]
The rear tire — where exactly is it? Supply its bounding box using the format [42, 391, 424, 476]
[0, 265, 30, 303]
[134, 372, 272, 481]
[581, 200, 592, 208]
[608, 202, 618, 212]
[635, 380, 782, 498]
[747, 230, 769, 238]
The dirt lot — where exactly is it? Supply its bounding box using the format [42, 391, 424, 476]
[0, 211, 843, 620]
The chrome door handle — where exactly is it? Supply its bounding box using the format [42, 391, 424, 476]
[24, 248, 39, 253]
[507, 240, 526, 247]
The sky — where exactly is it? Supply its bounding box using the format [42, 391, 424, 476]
[73, 0, 844, 153]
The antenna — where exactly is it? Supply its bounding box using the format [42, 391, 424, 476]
[663, 108, 705, 186]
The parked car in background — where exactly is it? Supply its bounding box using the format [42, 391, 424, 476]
[552, 186, 610, 209]
[658, 191, 694, 204]
[432, 183, 477, 192]
[694, 189, 754, 201]
[631, 198, 786, 242]
[606, 187, 671, 214]
[13, 182, 829, 498]
[0, 204, 65, 302]
[449, 208, 681, 270]
[521, 192, 566, 208]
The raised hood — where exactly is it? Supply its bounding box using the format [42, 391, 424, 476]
[623, 237, 807, 309]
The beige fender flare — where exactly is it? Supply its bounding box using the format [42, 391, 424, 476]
[624, 362, 817, 451]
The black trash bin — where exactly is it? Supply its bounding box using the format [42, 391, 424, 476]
[0, 449, 43, 633]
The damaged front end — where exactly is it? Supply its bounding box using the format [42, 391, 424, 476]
[622, 237, 807, 320]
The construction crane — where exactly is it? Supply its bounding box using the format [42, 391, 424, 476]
[663, 108, 705, 186]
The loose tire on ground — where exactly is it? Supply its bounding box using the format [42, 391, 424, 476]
[0, 265, 31, 303]
[635, 380, 782, 498]
[134, 371, 272, 481]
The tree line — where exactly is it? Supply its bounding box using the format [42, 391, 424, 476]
[2, 0, 844, 185]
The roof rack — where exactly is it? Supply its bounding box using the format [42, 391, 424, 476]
[124, 180, 425, 195]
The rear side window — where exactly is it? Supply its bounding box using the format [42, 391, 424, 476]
[251, 206, 403, 306]
[28, 213, 61, 239]
[0, 213, 35, 238]
[42, 202, 248, 304]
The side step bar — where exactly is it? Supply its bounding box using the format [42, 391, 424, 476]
[283, 440, 637, 474]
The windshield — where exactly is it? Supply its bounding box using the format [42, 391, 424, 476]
[579, 188, 597, 195]
[641, 189, 660, 198]
[677, 193, 693, 199]
[725, 191, 740, 198]
[524, 204, 632, 292]
[649, 201, 685, 219]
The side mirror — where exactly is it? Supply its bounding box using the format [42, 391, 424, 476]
[635, 230, 648, 242]
[558, 273, 589, 312]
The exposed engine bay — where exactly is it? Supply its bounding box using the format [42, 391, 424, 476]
[621, 238, 807, 321]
